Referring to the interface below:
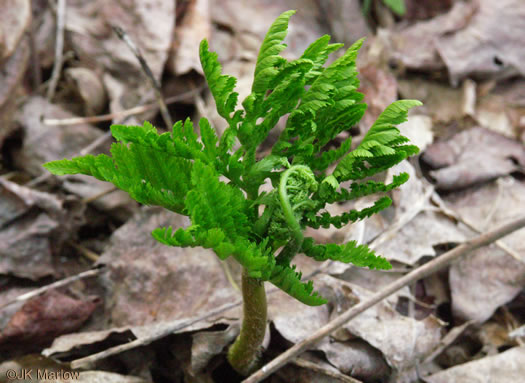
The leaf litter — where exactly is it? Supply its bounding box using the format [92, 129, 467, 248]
[2, 0, 525, 382]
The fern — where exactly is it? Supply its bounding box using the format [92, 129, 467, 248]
[44, 10, 421, 375]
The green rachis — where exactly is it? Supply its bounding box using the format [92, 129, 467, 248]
[43, 10, 421, 375]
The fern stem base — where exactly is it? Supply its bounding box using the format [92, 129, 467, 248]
[227, 269, 267, 375]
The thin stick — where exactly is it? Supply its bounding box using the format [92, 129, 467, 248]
[0, 268, 102, 311]
[82, 186, 118, 204]
[68, 264, 328, 369]
[42, 87, 201, 127]
[28, 26, 42, 88]
[28, 86, 201, 187]
[70, 298, 244, 369]
[112, 25, 173, 129]
[79, 130, 112, 156]
[46, 0, 66, 100]
[67, 241, 100, 262]
[432, 191, 525, 264]
[242, 215, 525, 383]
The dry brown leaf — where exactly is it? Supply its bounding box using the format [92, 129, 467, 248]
[375, 210, 466, 265]
[62, 175, 138, 221]
[317, 275, 443, 373]
[211, 0, 326, 60]
[42, 327, 137, 359]
[388, 0, 525, 84]
[356, 162, 465, 266]
[0, 178, 84, 280]
[422, 321, 475, 365]
[191, 323, 239, 372]
[0, 0, 31, 61]
[421, 127, 525, 190]
[13, 97, 104, 176]
[0, 287, 33, 329]
[318, 339, 391, 382]
[426, 346, 525, 383]
[478, 320, 516, 356]
[64, 67, 108, 116]
[388, 1, 476, 72]
[398, 114, 434, 152]
[31, 3, 56, 68]
[318, 0, 370, 46]
[0, 40, 29, 146]
[475, 78, 525, 139]
[359, 65, 398, 130]
[13, 96, 136, 216]
[397, 78, 466, 124]
[97, 207, 239, 326]
[170, 0, 210, 75]
[444, 177, 525, 322]
[276, 352, 362, 383]
[435, 0, 525, 85]
[42, 315, 235, 366]
[0, 290, 98, 348]
[268, 289, 330, 346]
[65, 0, 175, 124]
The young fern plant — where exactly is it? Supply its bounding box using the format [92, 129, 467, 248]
[44, 10, 421, 375]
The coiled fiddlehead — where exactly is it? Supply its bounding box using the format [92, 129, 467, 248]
[273, 165, 318, 265]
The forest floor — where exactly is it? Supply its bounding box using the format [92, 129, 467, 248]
[1, 1, 525, 382]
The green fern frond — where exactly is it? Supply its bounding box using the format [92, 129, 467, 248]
[185, 160, 251, 239]
[300, 35, 343, 84]
[334, 100, 421, 181]
[306, 196, 393, 229]
[302, 237, 391, 270]
[320, 173, 410, 203]
[275, 39, 366, 162]
[310, 136, 352, 172]
[270, 265, 327, 305]
[199, 39, 239, 122]
[199, 117, 219, 162]
[252, 10, 296, 93]
[44, 123, 193, 214]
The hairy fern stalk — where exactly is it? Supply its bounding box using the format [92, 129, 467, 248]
[44, 10, 421, 375]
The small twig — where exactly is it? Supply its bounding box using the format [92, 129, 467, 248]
[42, 87, 201, 127]
[0, 268, 102, 311]
[25, 172, 53, 188]
[28, 26, 42, 89]
[242, 215, 525, 383]
[68, 265, 326, 369]
[46, 0, 66, 100]
[79, 130, 113, 156]
[432, 191, 525, 264]
[112, 25, 173, 129]
[70, 298, 243, 369]
[293, 358, 363, 383]
[27, 86, 202, 188]
[67, 241, 100, 262]
[82, 186, 118, 204]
